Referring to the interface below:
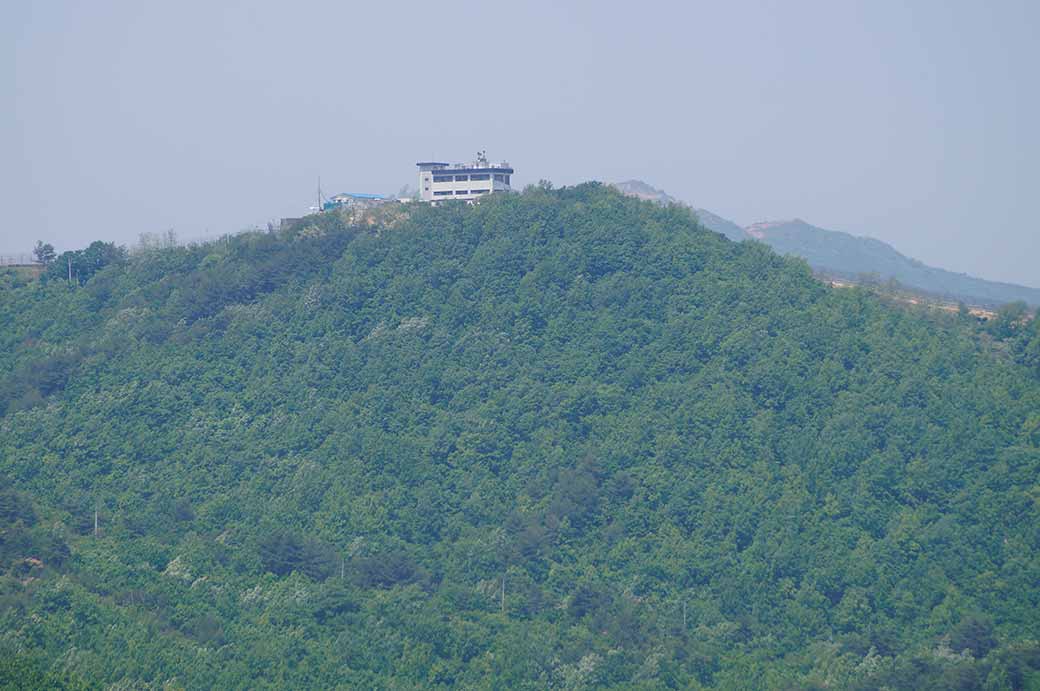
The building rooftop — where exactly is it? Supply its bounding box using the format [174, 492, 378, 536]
[417, 160, 512, 171]
[428, 166, 514, 175]
[330, 192, 388, 200]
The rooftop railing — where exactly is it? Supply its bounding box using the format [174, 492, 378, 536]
[432, 161, 512, 170]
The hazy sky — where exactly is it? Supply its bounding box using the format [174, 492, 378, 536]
[4, 1, 1038, 286]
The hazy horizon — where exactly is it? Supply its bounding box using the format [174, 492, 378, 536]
[5, 1, 1038, 287]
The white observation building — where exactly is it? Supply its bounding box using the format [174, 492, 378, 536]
[417, 151, 513, 203]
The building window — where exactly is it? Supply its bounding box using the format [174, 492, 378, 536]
[493, 174, 504, 182]
[455, 190, 469, 195]
[504, 175, 510, 185]
[470, 174, 490, 181]
[455, 175, 469, 182]
[434, 191, 453, 196]
[433, 176, 452, 183]
[470, 189, 489, 195]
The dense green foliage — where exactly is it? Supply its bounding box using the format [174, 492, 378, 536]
[43, 240, 127, 286]
[1, 185, 1039, 689]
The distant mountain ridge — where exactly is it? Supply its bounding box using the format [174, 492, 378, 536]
[612, 181, 747, 241]
[611, 180, 1040, 307]
[609, 179, 681, 205]
[745, 219, 1040, 307]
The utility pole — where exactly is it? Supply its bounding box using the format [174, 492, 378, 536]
[682, 599, 687, 629]
[94, 500, 99, 537]
[317, 176, 323, 213]
[67, 255, 72, 284]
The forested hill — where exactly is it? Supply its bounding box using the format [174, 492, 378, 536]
[2, 184, 1040, 689]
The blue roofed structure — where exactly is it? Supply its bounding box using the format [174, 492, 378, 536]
[323, 192, 390, 211]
